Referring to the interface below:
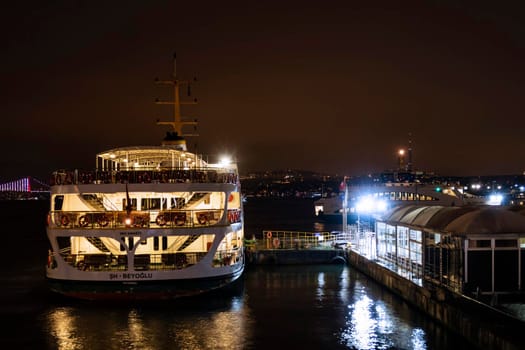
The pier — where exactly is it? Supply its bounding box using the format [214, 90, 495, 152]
[245, 230, 351, 265]
[246, 225, 524, 349]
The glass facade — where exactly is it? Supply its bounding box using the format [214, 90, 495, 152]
[376, 214, 524, 296]
[376, 222, 423, 281]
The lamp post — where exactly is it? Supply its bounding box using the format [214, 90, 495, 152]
[341, 177, 348, 236]
[398, 148, 405, 172]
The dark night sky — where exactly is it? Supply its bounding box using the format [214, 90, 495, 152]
[2, 1, 525, 181]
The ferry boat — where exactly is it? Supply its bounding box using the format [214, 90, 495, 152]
[45, 58, 244, 300]
[314, 180, 485, 223]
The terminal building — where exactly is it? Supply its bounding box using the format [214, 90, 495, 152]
[374, 204, 525, 300]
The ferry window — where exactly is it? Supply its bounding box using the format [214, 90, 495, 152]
[123, 198, 137, 210]
[521, 238, 525, 248]
[120, 238, 126, 251]
[154, 237, 159, 250]
[162, 236, 168, 250]
[141, 198, 161, 210]
[54, 195, 64, 211]
[128, 237, 134, 250]
[171, 197, 186, 209]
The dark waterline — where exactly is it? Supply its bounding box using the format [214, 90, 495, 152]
[1, 199, 478, 349]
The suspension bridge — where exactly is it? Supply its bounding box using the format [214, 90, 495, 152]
[0, 176, 50, 200]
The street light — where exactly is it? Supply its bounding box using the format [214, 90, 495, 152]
[355, 195, 387, 257]
[398, 149, 405, 171]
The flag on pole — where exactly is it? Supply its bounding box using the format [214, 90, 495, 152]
[339, 176, 347, 192]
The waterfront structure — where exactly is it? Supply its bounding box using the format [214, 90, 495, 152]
[374, 204, 525, 299]
[345, 203, 525, 349]
[45, 57, 244, 300]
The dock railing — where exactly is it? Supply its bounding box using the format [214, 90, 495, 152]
[245, 231, 354, 250]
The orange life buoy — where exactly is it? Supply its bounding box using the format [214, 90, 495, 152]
[78, 215, 90, 227]
[266, 231, 272, 239]
[60, 215, 69, 226]
[156, 215, 167, 226]
[198, 213, 208, 225]
[98, 215, 109, 227]
[133, 216, 145, 228]
[272, 237, 280, 249]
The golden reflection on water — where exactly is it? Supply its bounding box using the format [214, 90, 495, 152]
[47, 307, 83, 350]
[120, 309, 153, 350]
[45, 296, 251, 350]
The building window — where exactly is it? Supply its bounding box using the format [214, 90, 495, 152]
[468, 239, 491, 248]
[495, 239, 517, 248]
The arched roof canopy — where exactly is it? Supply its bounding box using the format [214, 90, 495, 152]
[379, 205, 525, 235]
[444, 207, 525, 235]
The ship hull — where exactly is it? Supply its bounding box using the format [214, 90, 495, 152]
[47, 268, 244, 301]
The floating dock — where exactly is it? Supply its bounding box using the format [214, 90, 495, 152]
[245, 231, 349, 265]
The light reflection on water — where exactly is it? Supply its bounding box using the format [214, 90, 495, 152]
[43, 292, 252, 350]
[38, 266, 475, 350]
[340, 281, 428, 350]
[342, 293, 399, 349]
[9, 199, 475, 349]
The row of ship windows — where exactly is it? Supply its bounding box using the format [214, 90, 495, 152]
[54, 195, 208, 211]
[372, 192, 438, 201]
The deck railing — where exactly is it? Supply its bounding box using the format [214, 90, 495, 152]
[245, 231, 354, 250]
[49, 208, 242, 229]
[51, 168, 238, 186]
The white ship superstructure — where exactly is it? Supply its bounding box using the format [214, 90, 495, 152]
[45, 56, 244, 300]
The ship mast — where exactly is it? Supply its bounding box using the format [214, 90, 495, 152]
[155, 53, 198, 151]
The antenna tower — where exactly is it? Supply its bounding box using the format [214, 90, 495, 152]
[155, 53, 198, 151]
